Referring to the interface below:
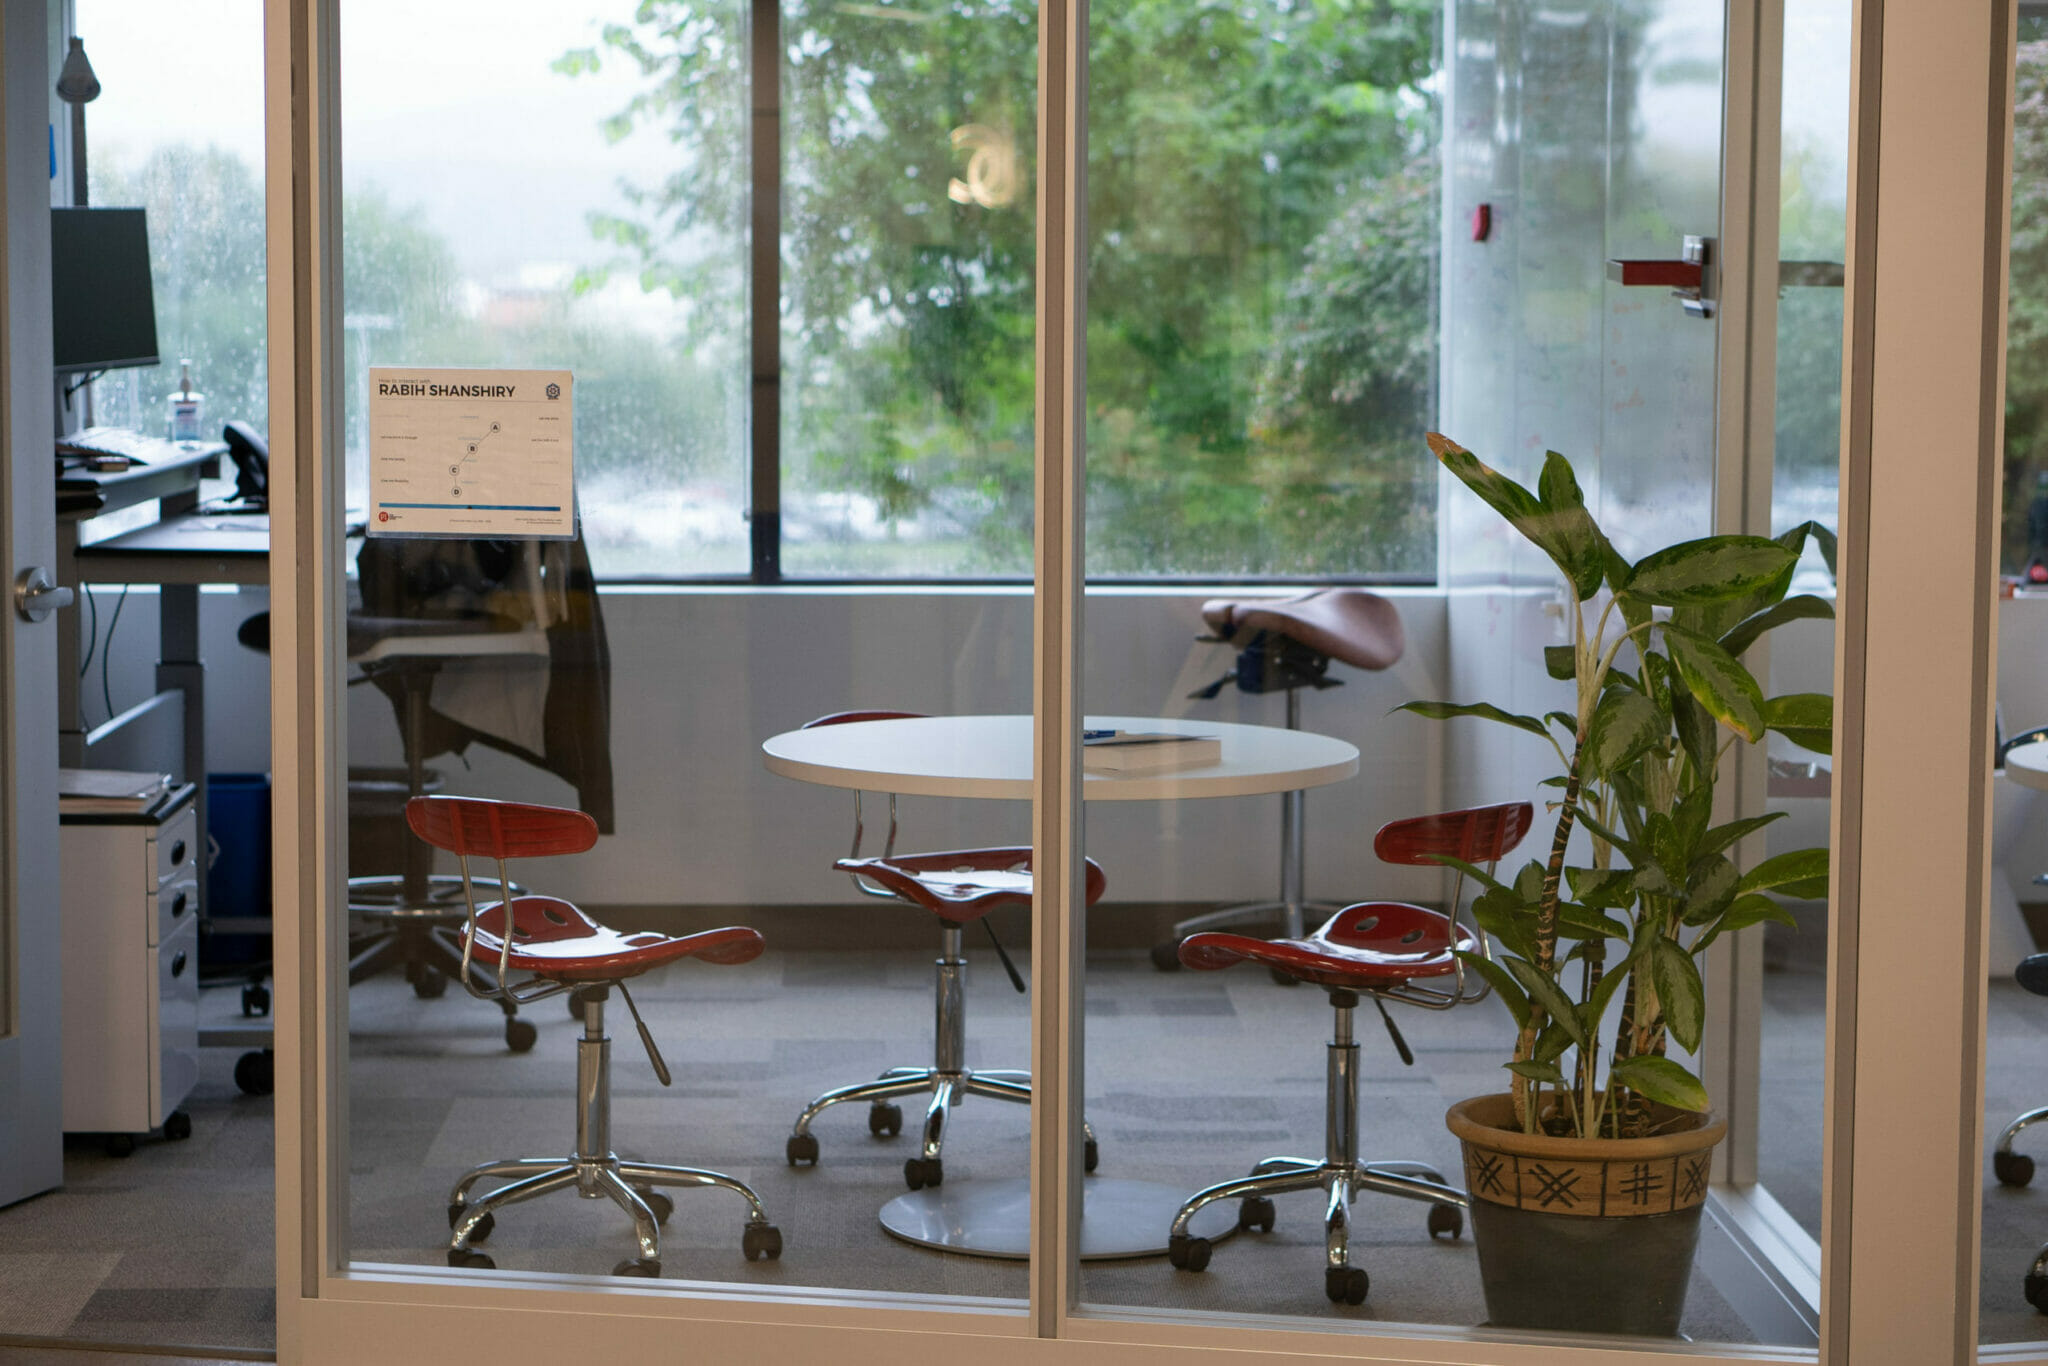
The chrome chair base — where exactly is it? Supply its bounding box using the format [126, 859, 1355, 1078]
[446, 987, 780, 1276]
[1168, 993, 1468, 1305]
[787, 927, 1096, 1189]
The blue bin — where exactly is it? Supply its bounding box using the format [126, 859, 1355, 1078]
[205, 771, 271, 966]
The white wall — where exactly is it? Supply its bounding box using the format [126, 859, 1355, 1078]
[94, 584, 1455, 911]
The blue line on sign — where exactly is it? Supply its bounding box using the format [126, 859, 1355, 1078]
[380, 503, 562, 512]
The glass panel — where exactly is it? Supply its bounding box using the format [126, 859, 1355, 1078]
[335, 0, 1033, 1305]
[1756, 0, 1850, 1252]
[1078, 0, 1827, 1346]
[340, 3, 748, 577]
[775, 1, 1039, 577]
[1985, 12, 2048, 1346]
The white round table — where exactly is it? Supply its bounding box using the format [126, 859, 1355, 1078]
[761, 713, 1360, 1260]
[762, 712, 1359, 801]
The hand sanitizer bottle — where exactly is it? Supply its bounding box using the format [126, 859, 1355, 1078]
[167, 359, 204, 442]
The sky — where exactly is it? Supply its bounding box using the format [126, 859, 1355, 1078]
[76, 0, 670, 284]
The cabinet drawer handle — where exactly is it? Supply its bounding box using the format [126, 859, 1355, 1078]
[171, 950, 188, 978]
[171, 889, 189, 919]
[169, 839, 187, 868]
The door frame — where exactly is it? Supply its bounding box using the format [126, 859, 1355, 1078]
[265, 1, 2024, 1363]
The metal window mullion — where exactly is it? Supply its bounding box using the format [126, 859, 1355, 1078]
[1030, 0, 1086, 1337]
[749, 0, 781, 583]
[1702, 0, 1786, 1196]
[267, 0, 349, 1320]
[1822, 0, 2012, 1360]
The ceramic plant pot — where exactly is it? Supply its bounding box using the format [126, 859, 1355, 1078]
[1445, 1092, 1729, 1337]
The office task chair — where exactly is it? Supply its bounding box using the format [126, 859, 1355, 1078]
[783, 711, 1105, 1191]
[1166, 802, 1531, 1305]
[1152, 589, 1405, 976]
[413, 795, 783, 1278]
[240, 536, 615, 1052]
[1994, 953, 2048, 1311]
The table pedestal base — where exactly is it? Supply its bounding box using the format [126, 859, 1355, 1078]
[879, 1177, 1238, 1260]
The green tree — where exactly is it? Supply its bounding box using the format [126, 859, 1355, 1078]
[562, 0, 1442, 576]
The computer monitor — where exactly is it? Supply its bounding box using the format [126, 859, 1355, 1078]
[50, 206, 160, 375]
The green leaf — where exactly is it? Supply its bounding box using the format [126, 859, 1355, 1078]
[1736, 847, 1830, 900]
[1663, 625, 1767, 743]
[1556, 902, 1634, 941]
[1505, 1059, 1568, 1085]
[1532, 1022, 1576, 1064]
[1586, 688, 1663, 776]
[1536, 451, 1612, 601]
[1395, 700, 1553, 741]
[1672, 691, 1719, 777]
[1472, 888, 1540, 962]
[1608, 1055, 1710, 1112]
[1504, 957, 1588, 1048]
[1719, 594, 1836, 658]
[1650, 936, 1705, 1052]
[1545, 645, 1577, 681]
[1513, 859, 1545, 902]
[1692, 893, 1800, 955]
[1575, 804, 1640, 862]
[1455, 951, 1530, 1030]
[1431, 436, 1606, 598]
[1584, 934, 1651, 1034]
[1781, 519, 1838, 579]
[1695, 811, 1788, 862]
[1624, 535, 1800, 606]
[1766, 693, 1835, 756]
[1679, 854, 1740, 926]
[1567, 866, 1635, 909]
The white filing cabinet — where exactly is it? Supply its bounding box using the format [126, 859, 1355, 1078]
[61, 784, 201, 1154]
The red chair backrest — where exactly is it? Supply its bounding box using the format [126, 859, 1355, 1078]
[1373, 802, 1534, 867]
[406, 795, 599, 861]
[802, 710, 929, 728]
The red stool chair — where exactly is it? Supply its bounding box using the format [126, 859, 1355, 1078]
[409, 795, 783, 1277]
[1167, 801, 1532, 1305]
[782, 710, 1107, 1188]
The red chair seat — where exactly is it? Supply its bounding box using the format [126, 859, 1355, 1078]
[1179, 901, 1475, 991]
[465, 896, 764, 983]
[834, 847, 1108, 923]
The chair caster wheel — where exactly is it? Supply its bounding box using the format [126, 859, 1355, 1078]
[1998, 1150, 2036, 1187]
[567, 993, 585, 1020]
[104, 1133, 136, 1158]
[234, 1050, 274, 1096]
[613, 1257, 661, 1278]
[1237, 1196, 1276, 1233]
[413, 966, 448, 1000]
[448, 1248, 495, 1271]
[1084, 1137, 1099, 1173]
[1269, 966, 1302, 987]
[633, 1188, 674, 1225]
[1167, 1234, 1211, 1272]
[241, 983, 270, 1017]
[2028, 1271, 2048, 1314]
[504, 1018, 538, 1052]
[447, 1205, 495, 1242]
[904, 1156, 943, 1190]
[163, 1110, 193, 1142]
[743, 1222, 783, 1261]
[869, 1103, 903, 1137]
[1325, 1265, 1369, 1305]
[1150, 941, 1184, 972]
[1427, 1203, 1464, 1239]
[787, 1132, 820, 1165]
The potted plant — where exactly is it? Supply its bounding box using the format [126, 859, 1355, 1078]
[1405, 434, 1833, 1337]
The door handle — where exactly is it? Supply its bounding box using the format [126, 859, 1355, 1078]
[13, 567, 74, 623]
[1607, 234, 1715, 319]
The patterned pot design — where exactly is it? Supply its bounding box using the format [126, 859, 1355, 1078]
[1445, 1093, 1729, 1336]
[1445, 1092, 1727, 1218]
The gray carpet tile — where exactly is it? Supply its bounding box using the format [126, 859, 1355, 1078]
[15, 944, 2048, 1352]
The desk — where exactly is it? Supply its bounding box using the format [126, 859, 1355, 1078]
[762, 713, 1360, 1260]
